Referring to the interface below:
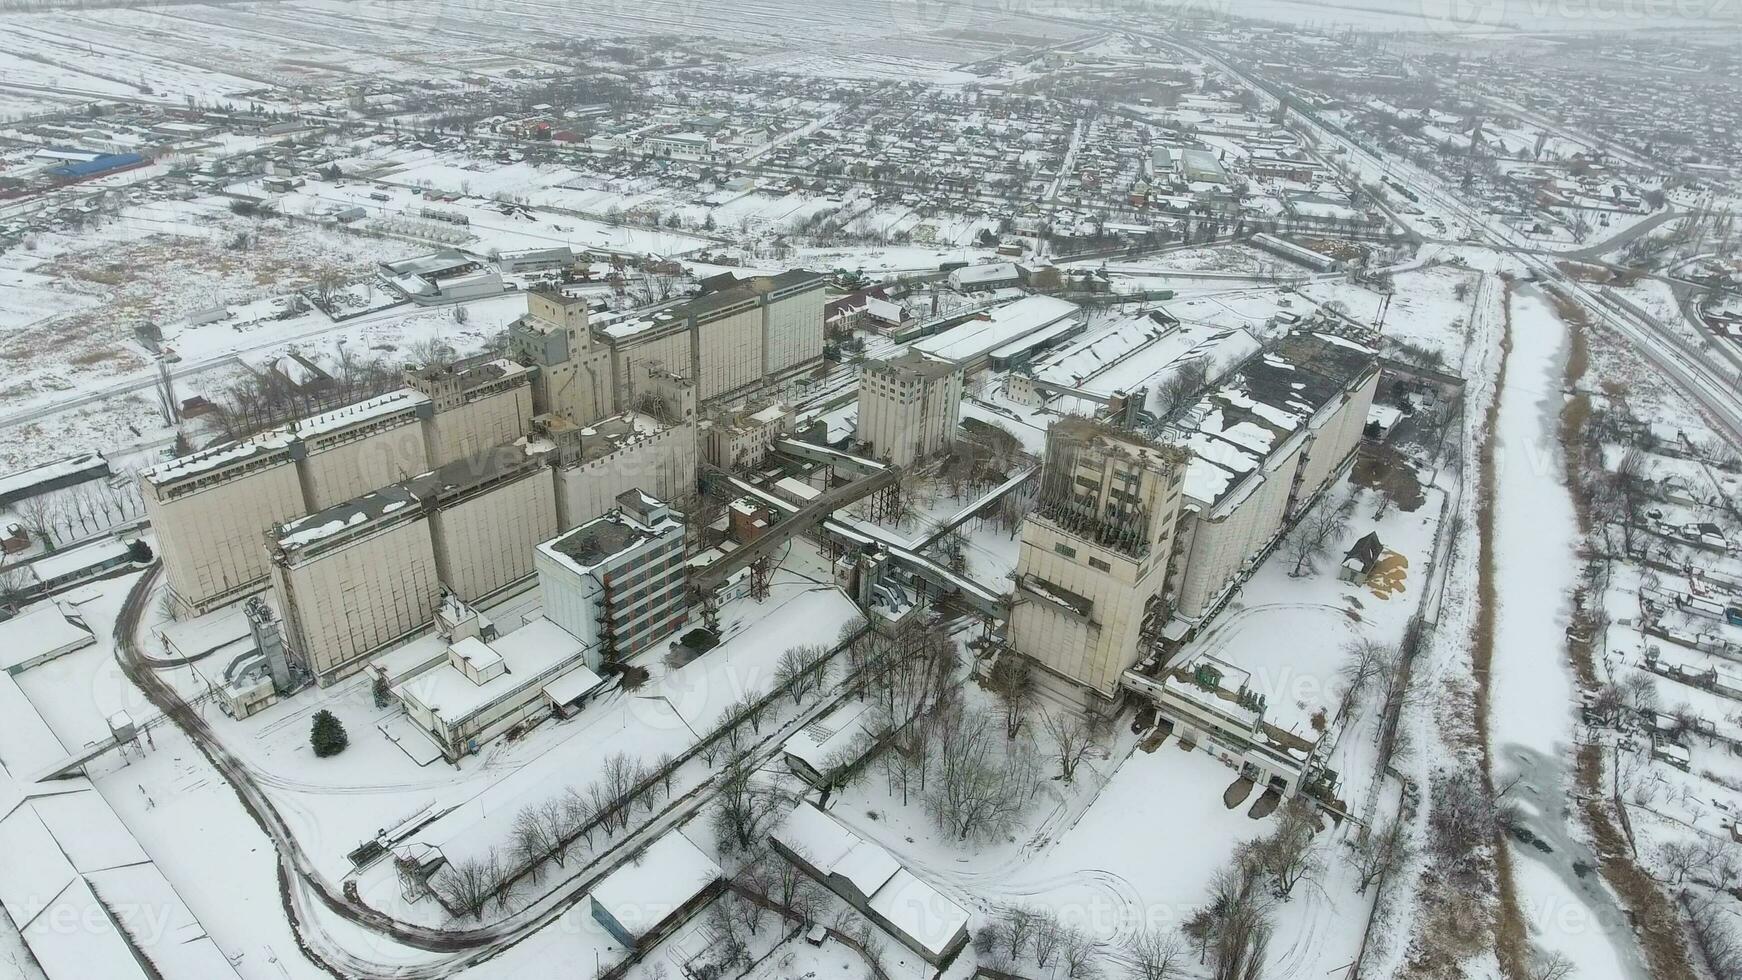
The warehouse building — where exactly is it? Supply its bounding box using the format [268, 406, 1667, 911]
[911, 295, 1082, 373]
[589, 830, 721, 949]
[771, 802, 969, 965]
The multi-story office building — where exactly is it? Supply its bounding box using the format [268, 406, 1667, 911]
[855, 350, 963, 468]
[535, 491, 688, 665]
[1007, 417, 1189, 698]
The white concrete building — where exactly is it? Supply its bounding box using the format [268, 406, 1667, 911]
[1007, 417, 1189, 698]
[552, 411, 699, 529]
[509, 286, 616, 426]
[593, 270, 826, 404]
[855, 349, 964, 468]
[393, 616, 602, 760]
[535, 491, 688, 664]
[268, 443, 557, 685]
[143, 434, 310, 618]
[700, 401, 793, 471]
[145, 355, 535, 619]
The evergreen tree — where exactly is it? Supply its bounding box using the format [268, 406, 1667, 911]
[311, 710, 348, 758]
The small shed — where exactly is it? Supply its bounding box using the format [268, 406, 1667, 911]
[1340, 532, 1383, 583]
[588, 831, 721, 949]
[0, 603, 95, 675]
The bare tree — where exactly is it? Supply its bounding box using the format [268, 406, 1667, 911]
[925, 706, 1039, 842]
[15, 495, 58, 550]
[431, 852, 499, 919]
[1125, 927, 1187, 979]
[1525, 949, 1575, 980]
[711, 755, 787, 855]
[1061, 925, 1104, 978]
[511, 803, 559, 872]
[1285, 493, 1353, 576]
[1657, 839, 1700, 885]
[1032, 912, 1065, 969]
[1353, 817, 1411, 895]
[1002, 905, 1040, 962]
[986, 654, 1035, 739]
[1336, 638, 1394, 725]
[1041, 708, 1103, 784]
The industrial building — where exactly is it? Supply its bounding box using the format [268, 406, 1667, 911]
[1007, 417, 1190, 698]
[267, 443, 558, 686]
[1164, 331, 1381, 625]
[771, 801, 970, 966]
[144, 357, 534, 617]
[588, 830, 721, 949]
[591, 269, 826, 404]
[855, 349, 964, 468]
[508, 285, 616, 426]
[910, 295, 1082, 373]
[380, 250, 505, 305]
[1001, 310, 1260, 417]
[392, 613, 603, 760]
[535, 491, 689, 665]
[699, 400, 794, 470]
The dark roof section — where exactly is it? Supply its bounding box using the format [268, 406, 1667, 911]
[1344, 531, 1383, 570]
[548, 512, 654, 569]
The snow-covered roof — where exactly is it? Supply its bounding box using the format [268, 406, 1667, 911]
[394, 617, 592, 725]
[775, 802, 899, 897]
[0, 603, 94, 672]
[773, 803, 967, 957]
[293, 387, 427, 439]
[868, 869, 970, 958]
[1171, 332, 1376, 512]
[782, 700, 873, 773]
[949, 261, 1019, 285]
[913, 295, 1079, 366]
[588, 830, 720, 941]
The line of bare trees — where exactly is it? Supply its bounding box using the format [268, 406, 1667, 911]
[429, 627, 862, 919]
[12, 478, 145, 550]
[974, 903, 1144, 979]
